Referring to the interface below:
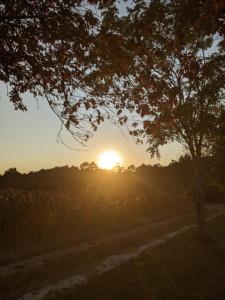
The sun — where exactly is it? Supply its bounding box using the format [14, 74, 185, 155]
[97, 150, 122, 170]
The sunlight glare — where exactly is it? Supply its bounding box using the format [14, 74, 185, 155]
[98, 150, 122, 170]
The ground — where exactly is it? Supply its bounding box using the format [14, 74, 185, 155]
[0, 206, 224, 299]
[51, 213, 225, 300]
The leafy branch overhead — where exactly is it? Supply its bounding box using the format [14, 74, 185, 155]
[1, 0, 224, 148]
[92, 0, 225, 159]
[0, 0, 117, 143]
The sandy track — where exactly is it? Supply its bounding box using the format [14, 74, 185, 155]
[19, 209, 224, 300]
[0, 212, 194, 279]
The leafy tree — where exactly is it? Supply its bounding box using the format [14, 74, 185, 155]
[112, 164, 125, 173]
[0, 0, 117, 143]
[95, 0, 225, 233]
[80, 161, 98, 171]
[1, 0, 224, 234]
[127, 164, 136, 173]
[4, 168, 21, 176]
[210, 109, 225, 193]
[170, 0, 225, 49]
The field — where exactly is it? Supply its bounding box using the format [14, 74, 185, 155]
[0, 164, 224, 299]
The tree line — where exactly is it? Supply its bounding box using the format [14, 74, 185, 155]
[0, 154, 224, 255]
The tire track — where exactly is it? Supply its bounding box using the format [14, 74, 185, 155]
[21, 210, 224, 300]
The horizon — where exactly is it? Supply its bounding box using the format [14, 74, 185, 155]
[0, 160, 173, 175]
[1, 85, 183, 174]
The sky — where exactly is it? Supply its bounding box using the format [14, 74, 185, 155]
[0, 0, 184, 174]
[0, 84, 183, 174]
[1, 1, 218, 174]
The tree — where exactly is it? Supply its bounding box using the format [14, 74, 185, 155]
[0, 0, 117, 144]
[80, 161, 98, 171]
[170, 0, 225, 49]
[94, 0, 225, 233]
[4, 168, 21, 176]
[210, 109, 225, 193]
[1, 1, 224, 234]
[112, 164, 125, 173]
[127, 164, 136, 173]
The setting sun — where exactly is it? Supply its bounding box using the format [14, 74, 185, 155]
[97, 150, 122, 170]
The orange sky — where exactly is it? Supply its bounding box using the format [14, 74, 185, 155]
[0, 86, 182, 174]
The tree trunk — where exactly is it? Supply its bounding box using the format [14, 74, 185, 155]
[194, 159, 206, 235]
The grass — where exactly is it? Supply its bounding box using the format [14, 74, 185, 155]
[51, 214, 225, 300]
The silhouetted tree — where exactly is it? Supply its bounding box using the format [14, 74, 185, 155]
[174, 0, 225, 50]
[127, 164, 136, 173]
[112, 164, 125, 173]
[80, 162, 98, 171]
[210, 109, 225, 193]
[1, 0, 225, 235]
[95, 0, 225, 234]
[4, 168, 20, 176]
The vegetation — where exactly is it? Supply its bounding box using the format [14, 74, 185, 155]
[0, 0, 117, 142]
[0, 164, 188, 255]
[92, 0, 225, 233]
[0, 155, 224, 256]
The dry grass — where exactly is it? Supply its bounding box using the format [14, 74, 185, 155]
[51, 214, 225, 300]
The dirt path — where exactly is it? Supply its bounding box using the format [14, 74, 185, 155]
[0, 206, 223, 300]
[0, 211, 194, 279]
[20, 210, 224, 300]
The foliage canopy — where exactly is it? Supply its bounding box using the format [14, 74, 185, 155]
[0, 0, 117, 143]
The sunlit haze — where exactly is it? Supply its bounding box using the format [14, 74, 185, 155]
[98, 150, 122, 169]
